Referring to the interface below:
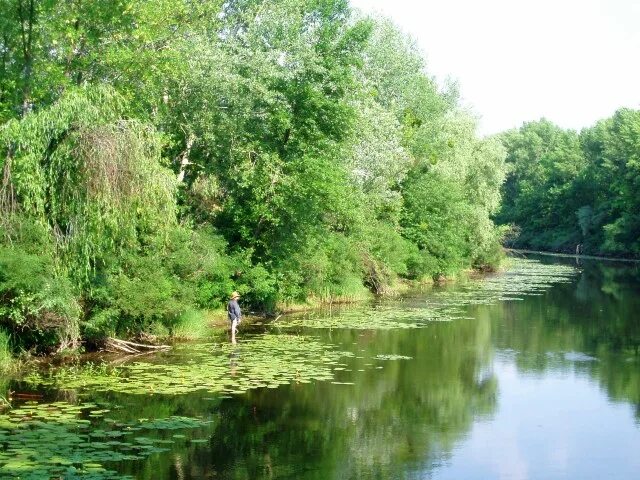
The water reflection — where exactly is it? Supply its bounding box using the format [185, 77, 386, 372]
[106, 315, 497, 479]
[172, 256, 640, 479]
[3, 256, 640, 479]
[486, 257, 640, 419]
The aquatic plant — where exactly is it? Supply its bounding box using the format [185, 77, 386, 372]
[26, 334, 352, 396]
[277, 259, 578, 330]
[276, 305, 460, 330]
[374, 354, 413, 361]
[0, 401, 211, 479]
[425, 259, 577, 309]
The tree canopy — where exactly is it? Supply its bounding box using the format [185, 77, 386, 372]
[0, 0, 506, 351]
[497, 110, 640, 258]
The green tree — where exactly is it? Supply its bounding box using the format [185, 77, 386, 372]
[498, 111, 640, 258]
[497, 120, 586, 251]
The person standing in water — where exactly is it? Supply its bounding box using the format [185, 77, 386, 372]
[227, 291, 242, 343]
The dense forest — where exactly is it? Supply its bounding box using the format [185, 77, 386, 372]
[497, 110, 640, 258]
[0, 0, 507, 353]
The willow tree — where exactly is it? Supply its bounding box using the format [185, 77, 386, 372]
[0, 86, 181, 349]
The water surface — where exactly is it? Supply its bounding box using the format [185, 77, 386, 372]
[2, 255, 640, 479]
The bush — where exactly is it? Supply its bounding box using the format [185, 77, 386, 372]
[360, 222, 418, 292]
[287, 233, 366, 302]
[0, 231, 81, 353]
[171, 309, 212, 340]
[401, 171, 472, 278]
[85, 226, 236, 338]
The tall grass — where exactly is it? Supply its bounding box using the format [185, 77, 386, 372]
[171, 309, 213, 340]
[0, 329, 14, 373]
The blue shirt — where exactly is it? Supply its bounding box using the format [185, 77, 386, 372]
[227, 299, 241, 321]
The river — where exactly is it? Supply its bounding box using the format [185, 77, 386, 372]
[1, 254, 639, 479]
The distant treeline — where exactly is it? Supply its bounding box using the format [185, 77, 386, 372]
[496, 111, 640, 258]
[0, 0, 505, 352]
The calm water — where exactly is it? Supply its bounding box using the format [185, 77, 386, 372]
[3, 254, 640, 479]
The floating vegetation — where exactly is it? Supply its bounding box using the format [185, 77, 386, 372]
[275, 304, 460, 330]
[26, 334, 351, 396]
[425, 259, 578, 309]
[0, 401, 210, 479]
[276, 259, 578, 330]
[374, 355, 413, 361]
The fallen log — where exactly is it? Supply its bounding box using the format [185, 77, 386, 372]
[105, 337, 171, 354]
[11, 392, 43, 399]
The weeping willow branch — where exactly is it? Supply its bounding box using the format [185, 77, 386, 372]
[0, 87, 180, 351]
[0, 147, 16, 221]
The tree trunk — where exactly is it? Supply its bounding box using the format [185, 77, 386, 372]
[177, 134, 195, 183]
[17, 0, 36, 116]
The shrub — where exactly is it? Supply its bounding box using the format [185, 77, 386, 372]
[0, 238, 80, 353]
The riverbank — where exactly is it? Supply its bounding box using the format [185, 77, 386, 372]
[507, 248, 640, 263]
[181, 264, 502, 340]
[0, 256, 505, 375]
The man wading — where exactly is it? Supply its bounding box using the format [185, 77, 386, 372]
[227, 291, 242, 343]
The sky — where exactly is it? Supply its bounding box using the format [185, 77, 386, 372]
[349, 0, 640, 135]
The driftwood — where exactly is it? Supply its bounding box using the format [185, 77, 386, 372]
[105, 337, 171, 354]
[11, 392, 43, 399]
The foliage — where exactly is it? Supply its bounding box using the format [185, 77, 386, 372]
[83, 226, 236, 339]
[0, 328, 12, 372]
[0, 1, 507, 351]
[0, 218, 80, 352]
[497, 110, 640, 257]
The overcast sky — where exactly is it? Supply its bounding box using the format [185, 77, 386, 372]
[350, 0, 640, 135]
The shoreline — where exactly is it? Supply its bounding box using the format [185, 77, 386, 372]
[194, 266, 494, 337]
[506, 248, 640, 264]
[1, 263, 500, 371]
